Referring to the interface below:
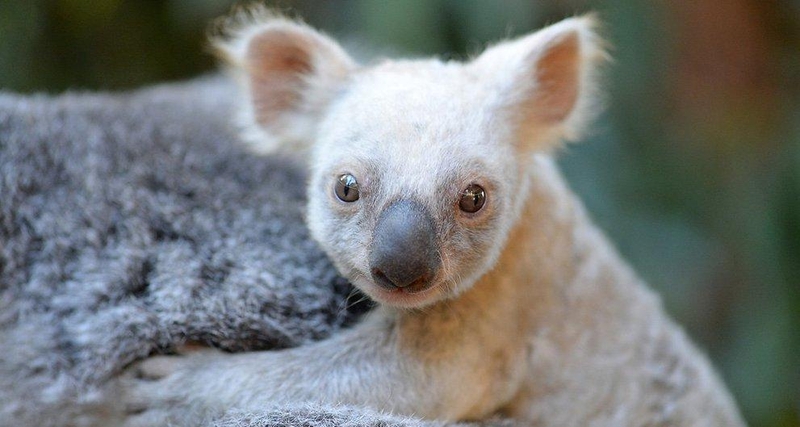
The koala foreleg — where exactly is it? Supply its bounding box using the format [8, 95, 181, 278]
[120, 309, 509, 427]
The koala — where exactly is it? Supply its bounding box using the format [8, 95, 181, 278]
[120, 8, 747, 427]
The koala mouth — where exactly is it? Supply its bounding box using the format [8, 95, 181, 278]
[395, 275, 435, 294]
[365, 277, 443, 308]
[370, 268, 436, 294]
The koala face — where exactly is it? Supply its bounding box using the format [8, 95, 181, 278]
[218, 9, 603, 308]
[305, 64, 525, 307]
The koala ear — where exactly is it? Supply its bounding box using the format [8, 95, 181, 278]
[215, 10, 356, 154]
[472, 15, 607, 151]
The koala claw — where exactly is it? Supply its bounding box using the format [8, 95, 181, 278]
[122, 409, 181, 427]
[119, 348, 228, 427]
[133, 355, 180, 381]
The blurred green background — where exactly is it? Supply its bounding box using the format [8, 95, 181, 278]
[1, 1, 798, 426]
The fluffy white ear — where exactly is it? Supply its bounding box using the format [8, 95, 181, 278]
[472, 15, 607, 150]
[215, 9, 356, 154]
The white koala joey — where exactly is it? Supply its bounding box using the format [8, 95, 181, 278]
[120, 7, 746, 427]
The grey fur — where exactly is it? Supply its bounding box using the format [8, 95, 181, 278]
[0, 77, 446, 426]
[211, 406, 518, 427]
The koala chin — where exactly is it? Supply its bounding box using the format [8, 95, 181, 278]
[119, 7, 746, 427]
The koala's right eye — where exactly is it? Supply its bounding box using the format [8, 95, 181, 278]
[335, 174, 360, 202]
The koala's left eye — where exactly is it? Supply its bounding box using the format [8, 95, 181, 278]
[335, 173, 360, 202]
[459, 184, 486, 213]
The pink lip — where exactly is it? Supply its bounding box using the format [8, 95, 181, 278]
[369, 282, 440, 308]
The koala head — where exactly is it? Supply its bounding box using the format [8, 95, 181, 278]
[218, 9, 605, 308]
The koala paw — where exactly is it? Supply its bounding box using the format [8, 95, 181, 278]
[120, 346, 229, 427]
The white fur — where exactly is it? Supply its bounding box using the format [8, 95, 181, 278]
[119, 11, 746, 427]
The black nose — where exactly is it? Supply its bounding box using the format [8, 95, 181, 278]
[369, 199, 440, 290]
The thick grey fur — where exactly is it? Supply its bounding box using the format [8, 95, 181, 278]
[0, 77, 468, 427]
[212, 406, 518, 427]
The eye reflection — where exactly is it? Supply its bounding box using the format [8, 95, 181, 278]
[335, 174, 359, 202]
[459, 184, 485, 213]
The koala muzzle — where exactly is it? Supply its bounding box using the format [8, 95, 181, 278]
[369, 199, 441, 291]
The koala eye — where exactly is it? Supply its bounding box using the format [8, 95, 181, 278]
[459, 184, 486, 213]
[335, 173, 360, 202]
